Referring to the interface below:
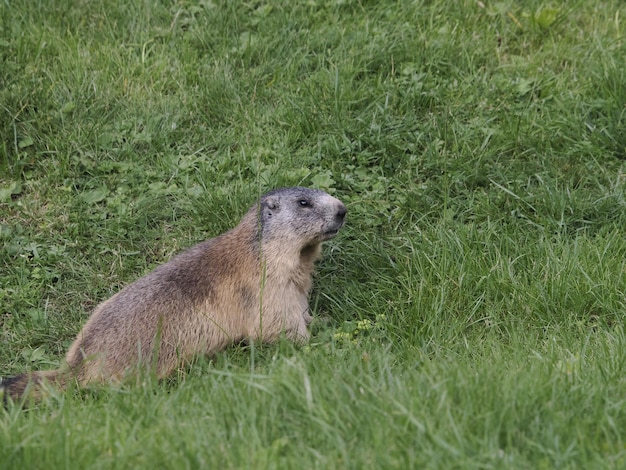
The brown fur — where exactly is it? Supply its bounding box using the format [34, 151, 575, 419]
[1, 187, 346, 402]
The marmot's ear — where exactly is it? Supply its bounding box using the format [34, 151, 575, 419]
[263, 197, 279, 212]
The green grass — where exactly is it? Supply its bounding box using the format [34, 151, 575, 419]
[1, 0, 626, 467]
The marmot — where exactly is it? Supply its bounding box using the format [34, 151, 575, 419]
[1, 187, 346, 402]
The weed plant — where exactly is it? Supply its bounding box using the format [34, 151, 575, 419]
[1, 0, 625, 467]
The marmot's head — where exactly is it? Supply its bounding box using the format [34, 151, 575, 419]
[259, 187, 346, 248]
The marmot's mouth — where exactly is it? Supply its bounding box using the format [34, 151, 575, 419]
[321, 228, 340, 239]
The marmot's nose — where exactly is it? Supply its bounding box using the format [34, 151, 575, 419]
[335, 203, 347, 221]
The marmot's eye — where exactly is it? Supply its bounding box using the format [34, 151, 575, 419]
[298, 199, 310, 207]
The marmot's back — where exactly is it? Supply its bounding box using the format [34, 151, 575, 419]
[1, 187, 346, 402]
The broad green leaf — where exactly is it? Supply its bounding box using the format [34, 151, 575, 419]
[535, 7, 559, 28]
[81, 188, 109, 204]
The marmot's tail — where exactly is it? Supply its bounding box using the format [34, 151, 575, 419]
[1, 370, 64, 404]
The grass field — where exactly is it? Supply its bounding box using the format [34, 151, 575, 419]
[1, 0, 626, 467]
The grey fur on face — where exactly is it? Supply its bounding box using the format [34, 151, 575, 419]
[260, 187, 346, 244]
